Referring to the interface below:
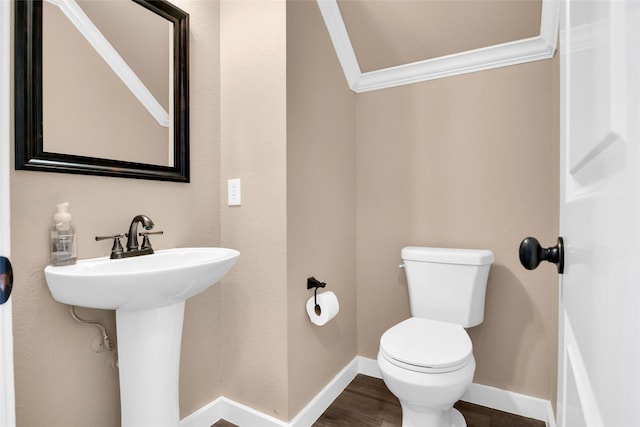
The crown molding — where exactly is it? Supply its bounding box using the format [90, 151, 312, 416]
[317, 0, 559, 93]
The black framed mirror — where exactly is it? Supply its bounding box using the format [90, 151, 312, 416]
[15, 0, 189, 182]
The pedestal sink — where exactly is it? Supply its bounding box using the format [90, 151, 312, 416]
[44, 247, 239, 427]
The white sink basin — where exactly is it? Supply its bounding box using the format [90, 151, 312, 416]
[44, 246, 239, 426]
[44, 247, 239, 311]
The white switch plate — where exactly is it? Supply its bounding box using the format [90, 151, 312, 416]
[228, 178, 241, 206]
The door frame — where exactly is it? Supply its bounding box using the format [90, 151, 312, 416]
[0, 0, 16, 425]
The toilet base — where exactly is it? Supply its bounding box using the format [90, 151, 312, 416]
[450, 408, 466, 427]
[400, 406, 466, 427]
[378, 349, 474, 427]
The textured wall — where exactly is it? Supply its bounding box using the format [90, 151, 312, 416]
[355, 57, 560, 401]
[10, 1, 221, 424]
[8, 1, 560, 424]
[286, 0, 357, 417]
[220, 0, 289, 420]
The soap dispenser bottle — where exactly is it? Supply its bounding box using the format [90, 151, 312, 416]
[50, 202, 76, 266]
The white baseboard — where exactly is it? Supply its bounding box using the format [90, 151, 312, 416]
[463, 382, 556, 427]
[357, 356, 555, 427]
[180, 397, 225, 427]
[181, 356, 556, 427]
[356, 355, 381, 378]
[180, 358, 359, 427]
[288, 358, 359, 427]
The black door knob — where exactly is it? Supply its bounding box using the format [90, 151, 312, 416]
[0, 256, 13, 304]
[519, 237, 564, 274]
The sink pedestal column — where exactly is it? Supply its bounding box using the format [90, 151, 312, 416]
[116, 301, 185, 427]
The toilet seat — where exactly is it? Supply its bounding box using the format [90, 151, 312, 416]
[380, 318, 473, 374]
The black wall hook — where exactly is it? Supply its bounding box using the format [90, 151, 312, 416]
[307, 277, 326, 315]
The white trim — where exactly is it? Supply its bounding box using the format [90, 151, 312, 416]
[359, 356, 554, 427]
[315, 0, 361, 89]
[180, 359, 359, 427]
[181, 397, 287, 427]
[45, 0, 170, 127]
[562, 312, 604, 426]
[288, 358, 358, 427]
[180, 356, 555, 427]
[357, 354, 381, 378]
[180, 397, 225, 427]
[0, 0, 11, 255]
[0, 301, 15, 427]
[0, 0, 16, 425]
[317, 0, 559, 93]
[463, 383, 556, 427]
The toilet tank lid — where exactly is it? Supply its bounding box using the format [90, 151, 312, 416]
[401, 246, 494, 265]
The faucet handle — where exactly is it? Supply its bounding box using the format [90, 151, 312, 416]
[139, 231, 163, 251]
[95, 234, 125, 258]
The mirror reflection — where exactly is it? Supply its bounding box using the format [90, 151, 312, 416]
[15, 0, 190, 182]
[43, 0, 173, 166]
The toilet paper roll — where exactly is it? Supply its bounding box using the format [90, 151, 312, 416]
[306, 291, 339, 326]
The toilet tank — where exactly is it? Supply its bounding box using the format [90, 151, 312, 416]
[401, 246, 494, 328]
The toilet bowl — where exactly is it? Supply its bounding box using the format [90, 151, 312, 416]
[378, 318, 475, 427]
[378, 247, 493, 427]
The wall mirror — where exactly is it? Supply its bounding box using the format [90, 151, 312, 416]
[15, 0, 190, 182]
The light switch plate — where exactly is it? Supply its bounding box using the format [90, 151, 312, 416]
[228, 178, 241, 206]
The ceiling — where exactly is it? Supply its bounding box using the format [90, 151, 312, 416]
[337, 0, 542, 73]
[319, 0, 555, 92]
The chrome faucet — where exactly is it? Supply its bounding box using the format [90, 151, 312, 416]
[95, 214, 163, 259]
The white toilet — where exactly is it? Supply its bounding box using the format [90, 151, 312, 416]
[377, 246, 494, 427]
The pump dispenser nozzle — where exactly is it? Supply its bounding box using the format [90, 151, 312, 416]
[54, 202, 72, 230]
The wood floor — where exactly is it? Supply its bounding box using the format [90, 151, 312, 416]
[212, 375, 546, 427]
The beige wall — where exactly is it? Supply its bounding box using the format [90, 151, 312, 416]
[10, 1, 221, 424]
[286, 0, 357, 417]
[218, 1, 359, 419]
[220, 0, 289, 419]
[356, 57, 560, 400]
[9, 0, 559, 424]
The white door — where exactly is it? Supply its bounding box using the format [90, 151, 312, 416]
[0, 0, 16, 427]
[0, 1, 15, 426]
[558, 0, 640, 425]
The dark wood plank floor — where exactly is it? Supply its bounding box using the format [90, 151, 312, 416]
[212, 375, 546, 427]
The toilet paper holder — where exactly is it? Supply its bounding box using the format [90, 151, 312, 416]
[307, 276, 326, 315]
